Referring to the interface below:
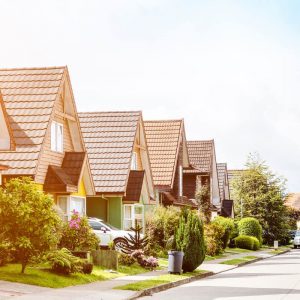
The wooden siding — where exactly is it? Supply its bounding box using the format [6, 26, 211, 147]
[35, 79, 74, 184]
[183, 173, 197, 200]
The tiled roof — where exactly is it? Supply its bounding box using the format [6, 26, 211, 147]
[285, 193, 300, 211]
[144, 120, 183, 188]
[0, 67, 65, 175]
[217, 163, 227, 201]
[123, 170, 145, 202]
[187, 140, 214, 173]
[44, 152, 86, 193]
[79, 111, 141, 193]
[0, 164, 9, 170]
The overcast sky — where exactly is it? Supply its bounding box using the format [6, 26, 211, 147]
[1, 0, 300, 192]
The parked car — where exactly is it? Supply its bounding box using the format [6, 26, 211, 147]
[88, 218, 132, 250]
[293, 230, 300, 248]
[289, 230, 297, 240]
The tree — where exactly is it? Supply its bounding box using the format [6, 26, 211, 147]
[0, 177, 62, 273]
[231, 153, 288, 244]
[175, 211, 205, 272]
[195, 183, 211, 223]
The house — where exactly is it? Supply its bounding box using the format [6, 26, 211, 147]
[144, 119, 197, 208]
[217, 163, 234, 218]
[0, 66, 95, 218]
[186, 140, 221, 217]
[78, 111, 155, 231]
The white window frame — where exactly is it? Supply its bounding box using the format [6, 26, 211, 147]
[57, 195, 86, 220]
[51, 121, 63, 153]
[130, 152, 137, 170]
[123, 204, 144, 231]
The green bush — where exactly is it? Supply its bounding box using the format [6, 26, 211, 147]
[46, 248, 83, 275]
[118, 253, 135, 266]
[82, 262, 93, 274]
[59, 211, 100, 251]
[204, 223, 225, 256]
[0, 240, 12, 266]
[238, 217, 263, 245]
[212, 216, 234, 249]
[175, 211, 205, 272]
[234, 235, 260, 250]
[145, 206, 180, 256]
[228, 221, 239, 248]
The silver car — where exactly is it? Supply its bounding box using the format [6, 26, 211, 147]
[293, 230, 300, 248]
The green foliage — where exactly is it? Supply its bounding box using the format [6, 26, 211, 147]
[175, 211, 205, 272]
[59, 211, 99, 251]
[212, 216, 234, 249]
[145, 206, 180, 256]
[46, 248, 83, 275]
[204, 223, 225, 256]
[195, 183, 211, 223]
[238, 217, 262, 245]
[234, 235, 260, 250]
[121, 220, 148, 254]
[0, 239, 12, 266]
[228, 221, 239, 248]
[0, 177, 62, 273]
[231, 153, 289, 245]
[118, 253, 135, 266]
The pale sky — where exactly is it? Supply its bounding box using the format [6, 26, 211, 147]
[1, 0, 300, 192]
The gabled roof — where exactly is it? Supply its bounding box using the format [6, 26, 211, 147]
[144, 119, 187, 189]
[227, 169, 245, 196]
[123, 170, 145, 202]
[78, 111, 141, 193]
[0, 66, 65, 174]
[217, 163, 227, 201]
[187, 140, 214, 173]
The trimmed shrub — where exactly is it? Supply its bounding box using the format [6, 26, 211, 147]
[212, 216, 234, 249]
[234, 235, 260, 250]
[175, 211, 205, 272]
[46, 248, 83, 275]
[204, 223, 225, 256]
[238, 217, 263, 245]
[118, 253, 135, 266]
[82, 262, 93, 274]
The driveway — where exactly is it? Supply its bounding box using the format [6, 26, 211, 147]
[140, 249, 300, 300]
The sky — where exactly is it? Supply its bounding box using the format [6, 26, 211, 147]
[1, 0, 300, 192]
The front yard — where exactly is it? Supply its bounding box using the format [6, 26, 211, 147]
[0, 263, 147, 288]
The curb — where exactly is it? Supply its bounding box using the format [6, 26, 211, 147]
[127, 248, 291, 300]
[126, 271, 214, 300]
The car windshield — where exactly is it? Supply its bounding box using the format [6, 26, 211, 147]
[295, 231, 300, 236]
[99, 220, 119, 231]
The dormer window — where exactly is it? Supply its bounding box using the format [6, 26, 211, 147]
[51, 121, 63, 152]
[131, 152, 137, 170]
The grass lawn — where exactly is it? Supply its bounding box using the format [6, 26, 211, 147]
[158, 258, 168, 268]
[220, 255, 259, 265]
[225, 248, 253, 254]
[204, 253, 228, 261]
[0, 263, 147, 288]
[114, 269, 208, 291]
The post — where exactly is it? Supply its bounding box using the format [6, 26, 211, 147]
[240, 198, 243, 218]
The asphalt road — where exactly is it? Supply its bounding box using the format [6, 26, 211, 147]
[140, 250, 300, 300]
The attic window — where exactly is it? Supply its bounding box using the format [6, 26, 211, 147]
[131, 152, 137, 170]
[51, 121, 63, 152]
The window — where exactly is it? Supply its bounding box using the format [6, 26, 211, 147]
[131, 152, 137, 170]
[57, 196, 86, 220]
[51, 121, 63, 152]
[70, 196, 86, 216]
[123, 204, 144, 231]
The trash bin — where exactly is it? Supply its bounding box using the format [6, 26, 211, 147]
[168, 250, 184, 274]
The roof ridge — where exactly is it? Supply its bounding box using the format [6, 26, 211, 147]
[79, 110, 142, 115]
[144, 119, 183, 123]
[188, 139, 214, 143]
[0, 66, 67, 71]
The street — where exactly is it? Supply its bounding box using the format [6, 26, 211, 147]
[140, 250, 300, 300]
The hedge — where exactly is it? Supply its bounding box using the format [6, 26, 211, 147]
[234, 235, 260, 250]
[238, 217, 263, 245]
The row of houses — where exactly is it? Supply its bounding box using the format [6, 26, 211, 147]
[0, 66, 235, 231]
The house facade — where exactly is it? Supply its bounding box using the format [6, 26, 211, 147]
[79, 111, 155, 231]
[217, 163, 234, 218]
[144, 119, 197, 208]
[186, 140, 221, 217]
[0, 67, 95, 218]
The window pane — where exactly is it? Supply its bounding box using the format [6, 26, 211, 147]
[58, 196, 67, 214]
[51, 122, 56, 151]
[70, 197, 85, 215]
[124, 205, 132, 219]
[57, 123, 63, 152]
[124, 220, 132, 230]
[131, 152, 137, 170]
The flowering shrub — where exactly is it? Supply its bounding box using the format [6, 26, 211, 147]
[59, 211, 100, 251]
[118, 253, 135, 266]
[130, 249, 158, 270]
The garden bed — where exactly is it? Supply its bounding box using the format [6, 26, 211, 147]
[0, 263, 148, 288]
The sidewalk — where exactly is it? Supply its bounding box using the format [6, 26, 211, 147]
[0, 248, 289, 300]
